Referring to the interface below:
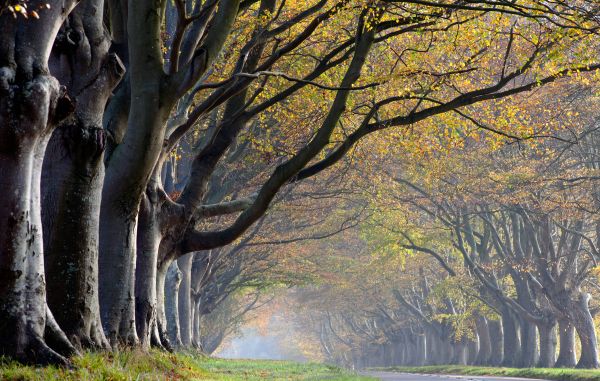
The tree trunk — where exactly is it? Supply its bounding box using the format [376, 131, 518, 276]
[397, 345, 406, 366]
[386, 342, 395, 367]
[0, 0, 94, 365]
[425, 330, 441, 365]
[571, 293, 599, 368]
[501, 309, 521, 367]
[0, 73, 76, 365]
[150, 319, 164, 349]
[537, 320, 557, 368]
[398, 341, 406, 366]
[415, 333, 426, 366]
[98, 0, 181, 347]
[165, 261, 183, 347]
[555, 318, 577, 368]
[134, 193, 161, 349]
[514, 280, 538, 367]
[42, 0, 124, 351]
[178, 253, 194, 347]
[354, 348, 365, 370]
[42, 124, 109, 351]
[99, 201, 139, 346]
[192, 298, 201, 348]
[475, 316, 492, 365]
[452, 340, 468, 366]
[519, 319, 539, 367]
[467, 335, 479, 365]
[405, 338, 416, 366]
[136, 171, 183, 350]
[156, 260, 174, 349]
[0, 0, 80, 361]
[488, 319, 504, 366]
[439, 337, 454, 365]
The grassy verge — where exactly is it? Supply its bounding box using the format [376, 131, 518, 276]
[376, 365, 600, 381]
[0, 350, 374, 381]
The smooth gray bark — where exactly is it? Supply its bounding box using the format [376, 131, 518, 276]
[488, 319, 504, 366]
[99, 202, 139, 346]
[555, 319, 577, 368]
[452, 341, 468, 366]
[467, 335, 480, 365]
[415, 333, 426, 366]
[154, 261, 173, 350]
[572, 293, 599, 368]
[556, 318, 577, 368]
[134, 192, 161, 349]
[192, 299, 201, 348]
[178, 253, 194, 347]
[475, 316, 492, 365]
[165, 262, 183, 347]
[537, 320, 557, 368]
[519, 319, 539, 367]
[501, 309, 521, 367]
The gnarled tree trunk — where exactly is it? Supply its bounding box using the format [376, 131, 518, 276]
[43, 0, 124, 350]
[0, 0, 79, 364]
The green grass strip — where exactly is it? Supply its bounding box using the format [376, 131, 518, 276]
[0, 350, 374, 381]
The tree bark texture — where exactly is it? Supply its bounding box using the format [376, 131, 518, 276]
[165, 262, 183, 347]
[0, 0, 79, 364]
[555, 319, 577, 368]
[43, 0, 124, 350]
[178, 253, 194, 347]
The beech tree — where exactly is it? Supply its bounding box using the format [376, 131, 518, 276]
[0, 0, 82, 364]
[1, 0, 599, 367]
[291, 85, 600, 369]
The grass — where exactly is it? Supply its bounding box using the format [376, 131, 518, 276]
[0, 350, 375, 381]
[376, 365, 600, 381]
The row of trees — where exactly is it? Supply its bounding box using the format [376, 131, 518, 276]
[0, 0, 599, 366]
[292, 86, 600, 369]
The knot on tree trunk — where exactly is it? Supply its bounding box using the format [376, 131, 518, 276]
[1, 75, 70, 151]
[106, 53, 126, 80]
[63, 123, 106, 168]
[53, 88, 75, 124]
[53, 26, 83, 55]
[0, 66, 16, 92]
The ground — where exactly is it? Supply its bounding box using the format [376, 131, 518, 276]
[373, 365, 600, 381]
[6, 353, 600, 381]
[364, 371, 550, 381]
[0, 350, 374, 380]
